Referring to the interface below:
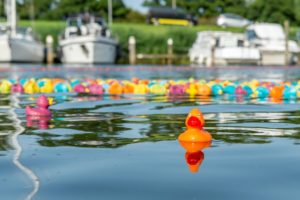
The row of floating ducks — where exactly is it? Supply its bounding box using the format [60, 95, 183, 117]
[25, 94, 211, 173]
[1, 78, 300, 98]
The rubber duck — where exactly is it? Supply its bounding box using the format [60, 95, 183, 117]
[40, 80, 54, 93]
[134, 84, 148, 94]
[74, 84, 87, 93]
[25, 95, 51, 116]
[198, 84, 211, 96]
[270, 86, 284, 99]
[88, 84, 104, 95]
[283, 86, 297, 99]
[24, 79, 39, 94]
[211, 84, 223, 95]
[11, 83, 24, 93]
[224, 85, 236, 95]
[253, 86, 269, 98]
[0, 80, 12, 93]
[168, 84, 185, 96]
[186, 83, 198, 96]
[109, 82, 123, 95]
[150, 84, 166, 95]
[235, 85, 247, 95]
[178, 108, 212, 143]
[54, 82, 71, 93]
[123, 83, 134, 94]
[242, 85, 253, 96]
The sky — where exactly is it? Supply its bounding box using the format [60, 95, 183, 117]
[123, 0, 148, 13]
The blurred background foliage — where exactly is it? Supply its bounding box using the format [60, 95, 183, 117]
[4, 0, 300, 25]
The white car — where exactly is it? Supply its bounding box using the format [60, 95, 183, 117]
[217, 13, 251, 28]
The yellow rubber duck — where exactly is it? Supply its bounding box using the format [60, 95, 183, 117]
[0, 80, 12, 94]
[40, 80, 54, 93]
[24, 80, 40, 94]
[150, 84, 166, 95]
[134, 84, 148, 94]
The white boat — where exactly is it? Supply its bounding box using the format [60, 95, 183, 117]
[59, 14, 117, 64]
[0, 0, 44, 63]
[246, 23, 300, 65]
[189, 31, 260, 66]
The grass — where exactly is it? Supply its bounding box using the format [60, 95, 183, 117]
[17, 20, 300, 63]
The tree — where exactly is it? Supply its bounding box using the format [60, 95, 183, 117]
[17, 0, 130, 20]
[142, 0, 248, 17]
[247, 0, 296, 24]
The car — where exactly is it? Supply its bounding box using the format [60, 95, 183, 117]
[216, 13, 251, 28]
[146, 7, 198, 26]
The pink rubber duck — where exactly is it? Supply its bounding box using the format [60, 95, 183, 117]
[235, 86, 247, 95]
[25, 95, 51, 116]
[12, 83, 24, 93]
[168, 85, 186, 96]
[88, 84, 104, 95]
[73, 84, 87, 93]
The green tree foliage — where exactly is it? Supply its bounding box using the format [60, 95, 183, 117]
[143, 0, 247, 17]
[16, 0, 130, 20]
[12, 0, 300, 25]
[247, 0, 296, 24]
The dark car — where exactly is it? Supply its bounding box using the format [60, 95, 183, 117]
[146, 7, 198, 26]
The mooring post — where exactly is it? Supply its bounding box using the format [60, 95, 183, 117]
[167, 38, 173, 65]
[128, 36, 136, 65]
[284, 20, 289, 66]
[46, 35, 54, 66]
[209, 37, 216, 67]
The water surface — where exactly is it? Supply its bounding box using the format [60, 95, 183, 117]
[0, 65, 300, 200]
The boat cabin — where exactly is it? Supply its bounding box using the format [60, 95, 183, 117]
[63, 14, 109, 39]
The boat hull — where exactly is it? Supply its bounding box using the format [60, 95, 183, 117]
[0, 36, 44, 63]
[59, 35, 117, 64]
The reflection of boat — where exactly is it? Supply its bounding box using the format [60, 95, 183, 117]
[59, 13, 118, 64]
[189, 31, 260, 66]
[246, 23, 300, 65]
[0, 0, 44, 63]
[8, 94, 40, 200]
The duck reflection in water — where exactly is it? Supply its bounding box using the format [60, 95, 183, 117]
[26, 115, 51, 129]
[178, 108, 212, 173]
[179, 141, 211, 173]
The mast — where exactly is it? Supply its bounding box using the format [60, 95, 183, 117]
[6, 0, 17, 36]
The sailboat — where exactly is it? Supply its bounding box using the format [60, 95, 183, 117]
[0, 0, 44, 63]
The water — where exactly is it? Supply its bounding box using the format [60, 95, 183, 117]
[0, 65, 300, 200]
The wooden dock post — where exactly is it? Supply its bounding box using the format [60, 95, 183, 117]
[209, 37, 216, 67]
[46, 35, 54, 65]
[128, 36, 136, 65]
[284, 20, 290, 66]
[167, 38, 173, 65]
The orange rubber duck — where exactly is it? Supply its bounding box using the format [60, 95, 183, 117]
[108, 82, 123, 95]
[178, 108, 212, 173]
[270, 85, 284, 99]
[178, 108, 212, 143]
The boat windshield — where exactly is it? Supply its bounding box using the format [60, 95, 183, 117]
[67, 16, 107, 28]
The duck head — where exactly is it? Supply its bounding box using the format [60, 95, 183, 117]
[37, 95, 50, 108]
[185, 108, 205, 129]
